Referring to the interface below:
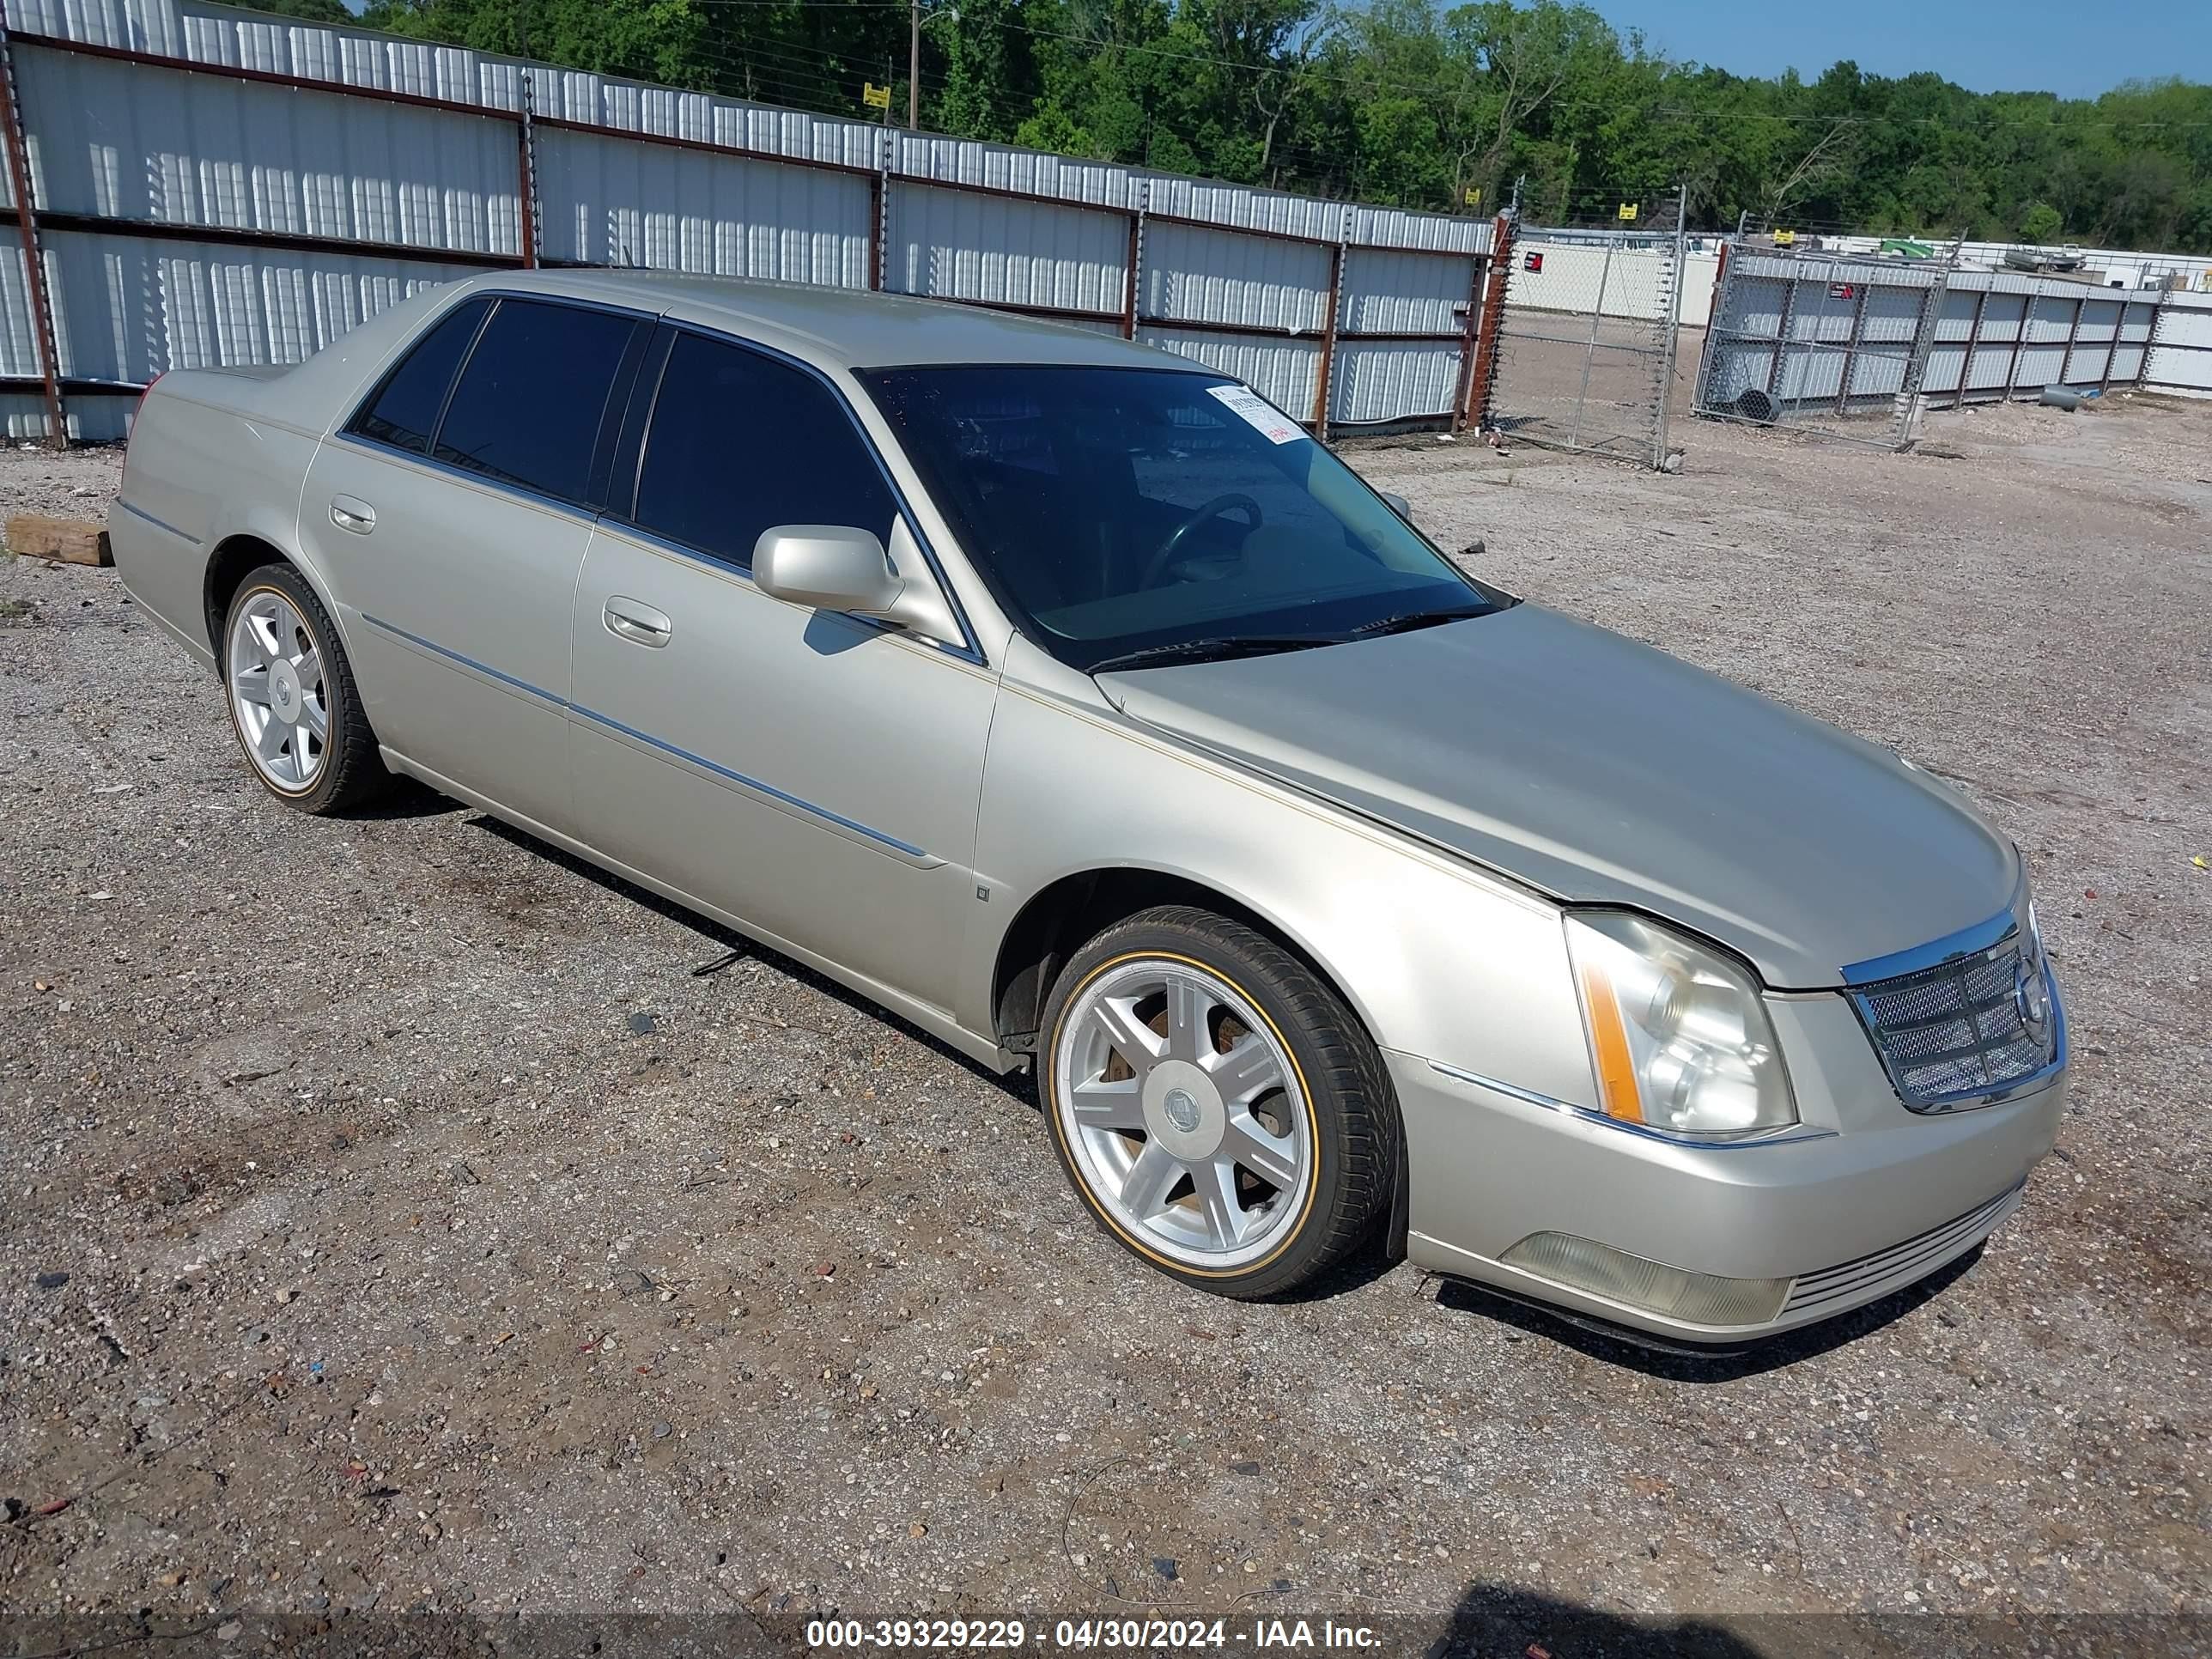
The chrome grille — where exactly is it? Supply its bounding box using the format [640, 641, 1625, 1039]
[1850, 927, 2058, 1112]
[1782, 1183, 2023, 1316]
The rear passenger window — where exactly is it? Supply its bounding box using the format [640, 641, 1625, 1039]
[630, 332, 897, 568]
[350, 296, 489, 455]
[434, 299, 641, 506]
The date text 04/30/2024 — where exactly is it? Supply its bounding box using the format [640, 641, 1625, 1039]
[804, 1620, 1385, 1650]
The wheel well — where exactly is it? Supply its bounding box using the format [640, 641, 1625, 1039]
[202, 534, 290, 661]
[991, 869, 1344, 1048]
[992, 867, 1410, 1260]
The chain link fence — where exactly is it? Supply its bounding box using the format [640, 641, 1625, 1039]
[1692, 243, 1949, 447]
[1481, 191, 1688, 468]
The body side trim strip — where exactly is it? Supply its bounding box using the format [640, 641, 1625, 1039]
[115, 498, 201, 546]
[567, 701, 935, 863]
[356, 610, 936, 864]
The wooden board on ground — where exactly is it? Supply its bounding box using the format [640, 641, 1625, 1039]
[6, 514, 112, 566]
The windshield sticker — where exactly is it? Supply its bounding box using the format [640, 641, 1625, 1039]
[1206, 384, 1306, 445]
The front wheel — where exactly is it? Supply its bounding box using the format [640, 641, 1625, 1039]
[222, 564, 387, 814]
[1040, 905, 1396, 1298]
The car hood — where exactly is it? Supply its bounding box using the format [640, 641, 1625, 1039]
[1097, 604, 2018, 988]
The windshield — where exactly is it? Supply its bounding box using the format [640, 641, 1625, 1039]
[858, 364, 1506, 673]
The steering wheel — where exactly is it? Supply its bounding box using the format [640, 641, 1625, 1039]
[1140, 493, 1264, 589]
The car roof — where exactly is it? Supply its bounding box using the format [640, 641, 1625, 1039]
[461, 269, 1208, 374]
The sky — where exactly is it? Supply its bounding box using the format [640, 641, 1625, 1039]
[1591, 0, 2210, 100]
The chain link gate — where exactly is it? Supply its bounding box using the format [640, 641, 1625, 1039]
[1692, 242, 1948, 448]
[1481, 190, 1687, 467]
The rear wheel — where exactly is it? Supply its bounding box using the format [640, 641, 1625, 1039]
[222, 564, 386, 813]
[1040, 905, 1395, 1298]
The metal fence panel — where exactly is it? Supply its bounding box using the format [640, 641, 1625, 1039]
[536, 125, 868, 284]
[1140, 218, 1328, 333]
[1329, 340, 1461, 427]
[894, 131, 1138, 210]
[43, 226, 459, 380]
[1138, 324, 1317, 424]
[1338, 246, 1465, 337]
[17, 45, 520, 252]
[884, 180, 1124, 318]
[2147, 292, 2212, 394]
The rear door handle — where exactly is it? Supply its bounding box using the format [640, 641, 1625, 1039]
[603, 596, 672, 647]
[330, 496, 376, 534]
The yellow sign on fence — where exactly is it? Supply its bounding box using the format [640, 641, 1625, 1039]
[861, 82, 891, 110]
[1463, 186, 1481, 207]
[1616, 202, 1638, 222]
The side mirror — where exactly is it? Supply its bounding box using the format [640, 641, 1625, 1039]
[751, 521, 964, 648]
[1380, 490, 1414, 525]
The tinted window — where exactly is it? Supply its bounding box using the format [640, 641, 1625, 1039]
[350, 296, 489, 454]
[862, 365, 1496, 673]
[434, 299, 640, 505]
[631, 332, 896, 567]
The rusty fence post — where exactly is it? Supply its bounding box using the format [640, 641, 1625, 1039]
[1121, 180, 1146, 341]
[1310, 224, 1345, 436]
[1449, 250, 1486, 434]
[1463, 211, 1515, 435]
[0, 9, 65, 447]
[516, 70, 539, 268]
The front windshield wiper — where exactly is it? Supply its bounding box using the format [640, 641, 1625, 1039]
[1085, 635, 1338, 675]
[1340, 605, 1494, 640]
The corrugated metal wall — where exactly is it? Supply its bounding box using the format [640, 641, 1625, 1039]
[0, 0, 1492, 441]
[1700, 252, 2176, 432]
[2143, 290, 2212, 397]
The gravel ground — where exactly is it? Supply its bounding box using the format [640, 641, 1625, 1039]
[0, 398, 2206, 1656]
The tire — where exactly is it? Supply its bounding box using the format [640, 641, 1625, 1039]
[221, 563, 388, 814]
[1039, 904, 1396, 1298]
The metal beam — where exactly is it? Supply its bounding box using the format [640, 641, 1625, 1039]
[0, 13, 64, 446]
[1954, 289, 1988, 408]
[1310, 235, 1344, 434]
[516, 70, 539, 269]
[1, 206, 523, 269]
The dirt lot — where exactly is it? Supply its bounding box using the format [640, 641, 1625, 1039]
[1, 395, 2207, 1656]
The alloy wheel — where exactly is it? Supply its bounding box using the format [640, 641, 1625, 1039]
[228, 588, 328, 792]
[1052, 957, 1313, 1270]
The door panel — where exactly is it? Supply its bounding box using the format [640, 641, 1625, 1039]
[568, 524, 996, 1012]
[302, 439, 592, 829]
[299, 292, 650, 832]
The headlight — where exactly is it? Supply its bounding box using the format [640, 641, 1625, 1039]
[1564, 912, 1796, 1137]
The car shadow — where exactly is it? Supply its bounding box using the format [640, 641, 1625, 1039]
[462, 811, 1017, 1091]
[344, 772, 471, 820]
[1437, 1583, 1765, 1658]
[1430, 1243, 1985, 1380]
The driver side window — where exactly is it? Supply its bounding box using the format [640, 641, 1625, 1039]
[629, 332, 897, 570]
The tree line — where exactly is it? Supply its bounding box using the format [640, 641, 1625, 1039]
[260, 0, 2212, 252]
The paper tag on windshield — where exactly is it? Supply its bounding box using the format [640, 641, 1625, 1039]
[1206, 383, 1305, 445]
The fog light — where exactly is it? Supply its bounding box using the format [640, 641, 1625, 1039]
[1500, 1231, 1790, 1327]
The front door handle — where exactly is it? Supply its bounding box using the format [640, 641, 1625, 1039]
[330, 496, 376, 534]
[603, 596, 672, 647]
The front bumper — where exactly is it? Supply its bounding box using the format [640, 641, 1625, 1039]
[1391, 992, 2064, 1343]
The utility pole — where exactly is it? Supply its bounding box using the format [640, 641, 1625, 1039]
[908, 0, 920, 129]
